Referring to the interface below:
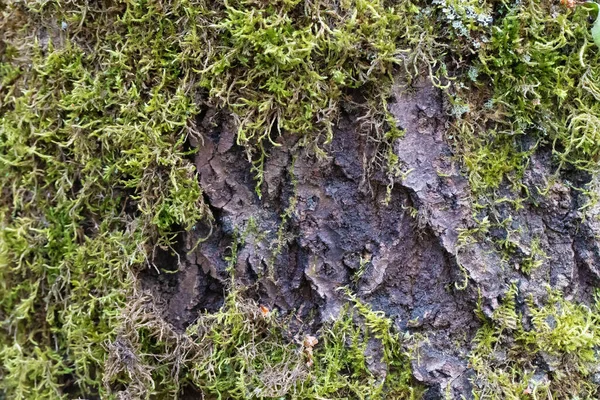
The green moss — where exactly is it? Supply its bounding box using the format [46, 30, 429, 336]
[202, 0, 424, 195]
[0, 1, 207, 397]
[441, 0, 600, 281]
[471, 286, 600, 398]
[438, 3, 600, 396]
[450, 0, 600, 193]
[519, 236, 547, 275]
[103, 288, 421, 399]
[3, 0, 600, 397]
[0, 0, 427, 397]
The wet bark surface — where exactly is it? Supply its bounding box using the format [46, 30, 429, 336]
[141, 78, 600, 397]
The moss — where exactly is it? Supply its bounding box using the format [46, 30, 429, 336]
[3, 0, 600, 397]
[102, 288, 421, 399]
[0, 0, 426, 397]
[449, 0, 600, 194]
[201, 0, 425, 195]
[0, 1, 206, 397]
[437, 1, 600, 396]
[441, 0, 600, 280]
[471, 286, 600, 398]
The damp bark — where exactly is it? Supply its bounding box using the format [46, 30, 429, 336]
[140, 78, 600, 398]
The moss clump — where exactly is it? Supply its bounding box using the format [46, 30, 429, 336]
[0, 1, 207, 397]
[440, 0, 600, 277]
[103, 288, 421, 399]
[471, 286, 600, 398]
[202, 0, 424, 194]
[449, 0, 600, 197]
[436, 3, 600, 396]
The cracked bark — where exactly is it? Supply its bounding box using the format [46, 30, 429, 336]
[141, 77, 600, 397]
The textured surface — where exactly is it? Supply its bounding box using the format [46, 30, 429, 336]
[142, 78, 600, 397]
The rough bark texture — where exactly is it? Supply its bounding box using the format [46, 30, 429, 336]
[141, 78, 600, 397]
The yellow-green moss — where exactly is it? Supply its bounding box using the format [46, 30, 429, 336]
[0, 0, 425, 397]
[471, 286, 600, 398]
[3, 0, 600, 398]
